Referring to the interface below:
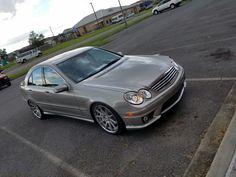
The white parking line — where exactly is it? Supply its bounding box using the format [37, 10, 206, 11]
[159, 36, 236, 52]
[187, 77, 236, 82]
[0, 126, 89, 177]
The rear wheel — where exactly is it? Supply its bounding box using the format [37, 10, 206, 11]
[28, 101, 44, 119]
[23, 59, 26, 63]
[91, 103, 125, 135]
[170, 4, 175, 9]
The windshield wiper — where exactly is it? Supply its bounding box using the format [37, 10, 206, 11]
[101, 58, 120, 70]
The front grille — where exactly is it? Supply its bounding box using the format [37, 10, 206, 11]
[151, 66, 178, 92]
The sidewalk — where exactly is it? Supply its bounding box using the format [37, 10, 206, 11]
[206, 111, 236, 177]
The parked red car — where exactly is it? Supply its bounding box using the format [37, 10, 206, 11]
[0, 69, 11, 87]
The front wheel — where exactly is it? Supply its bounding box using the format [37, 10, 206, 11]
[7, 81, 11, 86]
[153, 10, 159, 15]
[91, 103, 125, 135]
[28, 101, 44, 119]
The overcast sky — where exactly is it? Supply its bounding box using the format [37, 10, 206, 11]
[0, 0, 138, 52]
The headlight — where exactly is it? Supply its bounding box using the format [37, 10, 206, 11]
[124, 89, 152, 105]
[138, 89, 152, 99]
[124, 92, 144, 105]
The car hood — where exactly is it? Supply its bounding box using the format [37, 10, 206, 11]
[80, 55, 173, 92]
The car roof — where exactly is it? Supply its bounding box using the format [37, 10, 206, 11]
[36, 46, 93, 67]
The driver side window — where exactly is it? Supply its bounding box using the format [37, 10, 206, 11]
[160, 0, 170, 5]
[28, 68, 43, 86]
[43, 67, 65, 87]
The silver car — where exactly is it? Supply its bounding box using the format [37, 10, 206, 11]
[20, 47, 186, 134]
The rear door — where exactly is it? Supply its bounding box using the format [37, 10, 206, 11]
[26, 67, 52, 111]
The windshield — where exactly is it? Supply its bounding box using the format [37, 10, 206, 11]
[57, 48, 122, 83]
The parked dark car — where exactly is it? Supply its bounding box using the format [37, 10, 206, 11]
[0, 70, 11, 87]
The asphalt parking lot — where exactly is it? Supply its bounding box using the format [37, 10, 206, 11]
[1, 0, 236, 176]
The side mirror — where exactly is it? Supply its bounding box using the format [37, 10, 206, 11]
[54, 84, 69, 93]
[20, 81, 25, 86]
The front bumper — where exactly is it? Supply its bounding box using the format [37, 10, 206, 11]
[122, 69, 186, 129]
[126, 82, 186, 129]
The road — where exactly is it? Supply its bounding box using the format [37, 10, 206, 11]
[1, 0, 236, 176]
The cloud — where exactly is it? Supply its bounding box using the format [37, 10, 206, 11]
[3, 29, 49, 46]
[0, 0, 25, 16]
[4, 32, 29, 45]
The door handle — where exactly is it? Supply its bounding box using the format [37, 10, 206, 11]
[45, 91, 50, 94]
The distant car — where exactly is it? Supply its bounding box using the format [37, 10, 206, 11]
[0, 70, 11, 87]
[126, 13, 135, 19]
[16, 49, 42, 63]
[152, 0, 182, 15]
[20, 47, 185, 134]
[111, 14, 124, 24]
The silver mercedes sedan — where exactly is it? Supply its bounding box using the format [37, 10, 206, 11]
[20, 47, 186, 134]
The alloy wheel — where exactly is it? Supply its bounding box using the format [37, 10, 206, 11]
[93, 105, 119, 134]
[28, 101, 43, 119]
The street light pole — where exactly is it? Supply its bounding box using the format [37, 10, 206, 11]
[90, 2, 99, 28]
[118, 0, 128, 27]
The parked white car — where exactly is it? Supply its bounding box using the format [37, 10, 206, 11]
[16, 49, 42, 63]
[152, 0, 182, 15]
[112, 14, 124, 24]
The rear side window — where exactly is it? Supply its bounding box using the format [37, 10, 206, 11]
[28, 68, 43, 86]
[43, 67, 65, 87]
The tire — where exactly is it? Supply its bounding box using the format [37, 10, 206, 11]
[170, 4, 175, 9]
[153, 10, 159, 15]
[7, 81, 11, 86]
[91, 103, 126, 135]
[23, 59, 26, 63]
[28, 100, 44, 119]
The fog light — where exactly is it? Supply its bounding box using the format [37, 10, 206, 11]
[142, 116, 149, 123]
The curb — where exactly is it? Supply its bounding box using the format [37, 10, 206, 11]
[183, 82, 236, 177]
[206, 111, 236, 177]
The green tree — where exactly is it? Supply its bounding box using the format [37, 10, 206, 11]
[0, 49, 7, 59]
[28, 31, 45, 47]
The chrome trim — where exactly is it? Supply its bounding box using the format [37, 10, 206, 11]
[151, 66, 178, 92]
[44, 112, 95, 123]
[126, 115, 161, 129]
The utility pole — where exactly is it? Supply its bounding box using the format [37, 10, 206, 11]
[90, 2, 99, 28]
[49, 26, 55, 37]
[118, 0, 128, 27]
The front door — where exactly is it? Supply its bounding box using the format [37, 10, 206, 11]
[42, 66, 85, 117]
